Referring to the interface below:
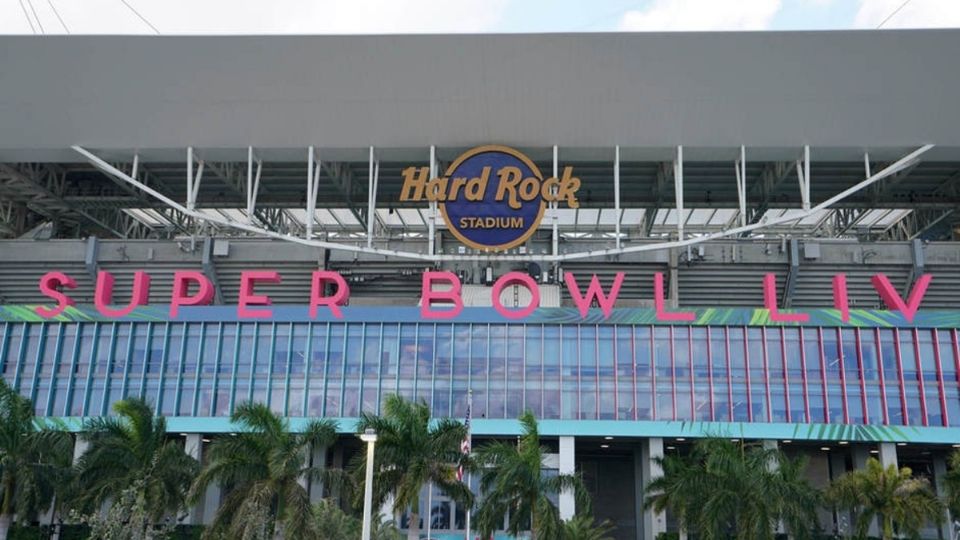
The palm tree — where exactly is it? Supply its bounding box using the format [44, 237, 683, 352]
[644, 438, 821, 540]
[827, 457, 943, 540]
[190, 401, 342, 540]
[73, 398, 200, 537]
[474, 411, 588, 540]
[942, 449, 960, 520]
[0, 379, 73, 540]
[313, 499, 402, 540]
[354, 394, 472, 540]
[560, 514, 615, 540]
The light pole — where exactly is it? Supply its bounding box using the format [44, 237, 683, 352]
[359, 428, 378, 540]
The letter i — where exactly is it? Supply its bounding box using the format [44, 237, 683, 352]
[833, 274, 850, 323]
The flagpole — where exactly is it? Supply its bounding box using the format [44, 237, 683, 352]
[427, 481, 433, 540]
[465, 389, 472, 540]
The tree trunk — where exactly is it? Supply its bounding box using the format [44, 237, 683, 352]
[407, 511, 420, 540]
[881, 515, 893, 540]
[0, 513, 11, 540]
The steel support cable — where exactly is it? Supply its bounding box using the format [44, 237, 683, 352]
[24, 0, 44, 33]
[46, 0, 70, 33]
[18, 0, 37, 33]
[118, 0, 160, 34]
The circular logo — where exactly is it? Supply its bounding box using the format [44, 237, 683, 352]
[440, 145, 546, 251]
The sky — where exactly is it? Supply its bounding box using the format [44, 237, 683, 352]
[1, 0, 959, 35]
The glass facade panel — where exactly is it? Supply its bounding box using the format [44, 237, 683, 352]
[0, 320, 956, 429]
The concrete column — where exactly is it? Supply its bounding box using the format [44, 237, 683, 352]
[762, 441, 785, 536]
[184, 434, 205, 525]
[852, 446, 881, 538]
[641, 437, 666, 540]
[879, 443, 898, 469]
[668, 250, 680, 308]
[307, 445, 328, 503]
[559, 436, 576, 521]
[185, 434, 220, 525]
[331, 445, 344, 503]
[933, 455, 951, 540]
[48, 438, 89, 540]
[829, 450, 851, 536]
[73, 438, 90, 463]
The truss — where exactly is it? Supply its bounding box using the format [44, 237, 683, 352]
[70, 144, 935, 262]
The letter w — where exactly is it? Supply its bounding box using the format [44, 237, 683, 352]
[564, 272, 624, 319]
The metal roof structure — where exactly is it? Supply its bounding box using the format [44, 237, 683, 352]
[0, 31, 958, 251]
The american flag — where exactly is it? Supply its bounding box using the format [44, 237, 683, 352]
[457, 397, 471, 482]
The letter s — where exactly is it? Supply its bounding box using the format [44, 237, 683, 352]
[36, 272, 77, 318]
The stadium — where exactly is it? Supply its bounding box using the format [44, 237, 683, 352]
[2, 29, 960, 539]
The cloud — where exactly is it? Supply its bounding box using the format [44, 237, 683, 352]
[853, 0, 960, 29]
[0, 0, 510, 35]
[618, 0, 782, 31]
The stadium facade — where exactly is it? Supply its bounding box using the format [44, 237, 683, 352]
[2, 30, 960, 539]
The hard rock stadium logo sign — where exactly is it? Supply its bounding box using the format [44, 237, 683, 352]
[399, 145, 581, 251]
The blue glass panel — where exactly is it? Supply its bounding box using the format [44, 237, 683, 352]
[233, 323, 255, 409]
[341, 324, 362, 417]
[428, 324, 448, 417]
[709, 329, 729, 422]
[451, 324, 470, 418]
[803, 329, 822, 384]
[322, 324, 344, 415]
[542, 326, 560, 419]
[561, 326, 578, 419]
[359, 324, 380, 416]
[2, 324, 22, 378]
[415, 324, 435, 404]
[615, 326, 633, 420]
[505, 325, 524, 418]
[579, 325, 598, 420]
[378, 323, 399, 413]
[306, 323, 328, 416]
[488, 324, 506, 419]
[70, 324, 96, 415]
[269, 323, 291, 414]
[596, 325, 615, 420]
[468, 324, 488, 419]
[899, 330, 918, 381]
[398, 323, 417, 402]
[917, 330, 938, 383]
[525, 325, 543, 418]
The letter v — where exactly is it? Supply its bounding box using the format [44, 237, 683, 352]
[871, 273, 932, 323]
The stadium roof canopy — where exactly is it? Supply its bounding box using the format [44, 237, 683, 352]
[0, 30, 959, 250]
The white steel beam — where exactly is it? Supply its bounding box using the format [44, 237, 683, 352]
[674, 145, 684, 241]
[614, 145, 621, 249]
[428, 146, 437, 256]
[735, 145, 747, 228]
[306, 146, 315, 238]
[186, 147, 205, 212]
[796, 145, 811, 211]
[552, 145, 559, 256]
[246, 146, 262, 223]
[367, 146, 378, 248]
[305, 147, 321, 239]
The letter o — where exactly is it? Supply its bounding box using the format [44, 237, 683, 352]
[491, 271, 540, 319]
[518, 177, 540, 201]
